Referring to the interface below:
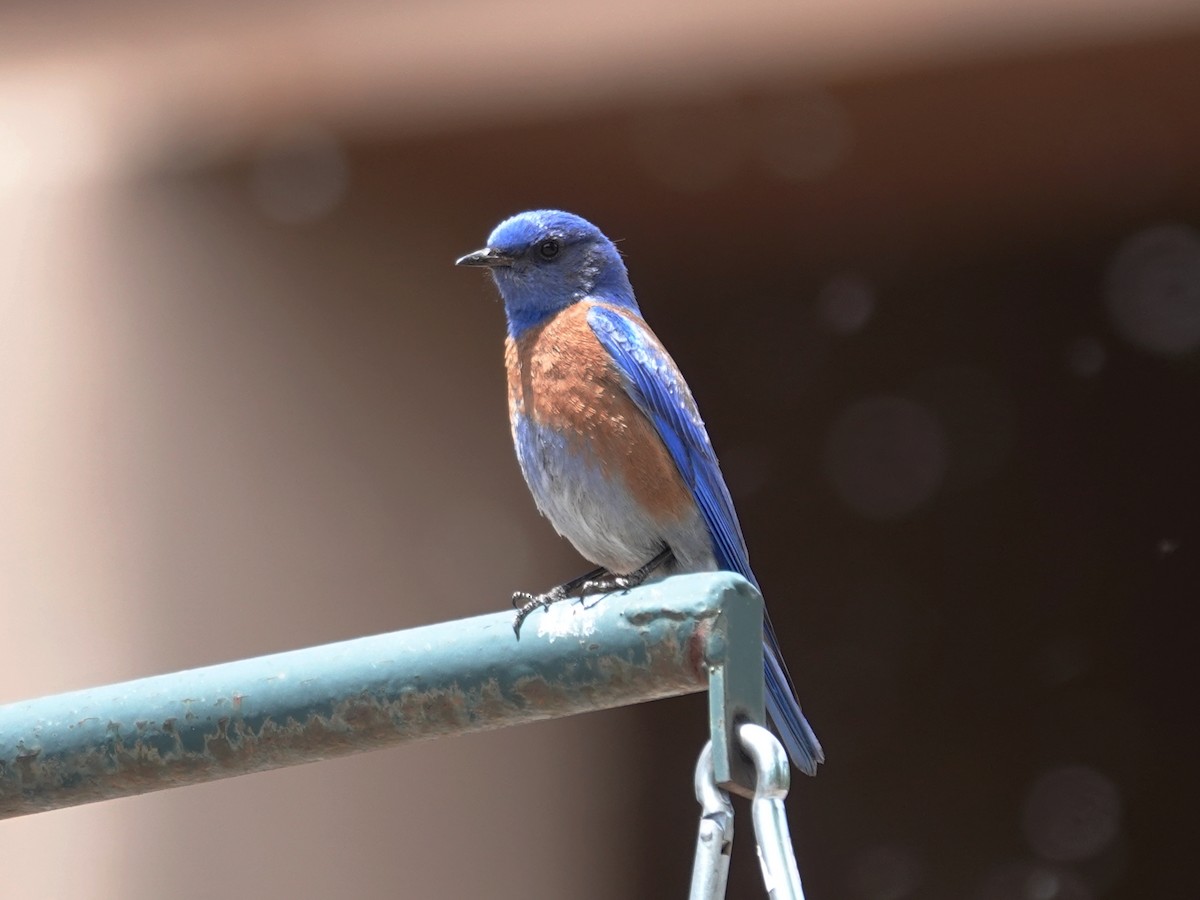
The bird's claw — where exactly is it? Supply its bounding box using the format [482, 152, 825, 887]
[579, 574, 632, 595]
[510, 586, 567, 638]
[578, 548, 671, 597]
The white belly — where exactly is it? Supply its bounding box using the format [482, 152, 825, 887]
[513, 416, 716, 576]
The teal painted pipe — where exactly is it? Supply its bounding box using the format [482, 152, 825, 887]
[0, 573, 764, 817]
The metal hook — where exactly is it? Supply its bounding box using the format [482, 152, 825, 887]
[688, 741, 735, 900]
[739, 722, 806, 900]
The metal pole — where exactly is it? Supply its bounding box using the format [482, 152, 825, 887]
[0, 572, 763, 818]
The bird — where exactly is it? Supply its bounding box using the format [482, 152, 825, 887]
[456, 209, 824, 776]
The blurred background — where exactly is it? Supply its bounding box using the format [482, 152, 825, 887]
[2, 1, 1199, 897]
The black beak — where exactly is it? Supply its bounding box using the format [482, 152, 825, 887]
[455, 247, 514, 268]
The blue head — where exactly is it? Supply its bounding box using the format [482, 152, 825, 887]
[456, 210, 638, 338]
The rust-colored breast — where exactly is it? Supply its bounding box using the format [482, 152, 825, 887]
[505, 303, 693, 523]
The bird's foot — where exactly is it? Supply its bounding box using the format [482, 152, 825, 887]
[510, 585, 567, 638]
[510, 564, 610, 638]
[509, 549, 671, 638]
[579, 547, 673, 596]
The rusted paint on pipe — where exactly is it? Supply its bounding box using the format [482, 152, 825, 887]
[0, 573, 759, 817]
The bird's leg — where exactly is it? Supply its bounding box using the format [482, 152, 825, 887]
[579, 546, 673, 596]
[510, 547, 673, 637]
[511, 565, 608, 638]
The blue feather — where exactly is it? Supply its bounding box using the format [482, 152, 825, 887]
[460, 208, 823, 774]
[587, 305, 824, 775]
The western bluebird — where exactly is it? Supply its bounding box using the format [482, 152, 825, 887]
[457, 210, 824, 775]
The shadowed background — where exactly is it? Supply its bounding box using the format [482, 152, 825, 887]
[2, 2, 1198, 898]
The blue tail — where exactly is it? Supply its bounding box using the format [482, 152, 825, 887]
[763, 612, 825, 775]
[585, 307, 824, 774]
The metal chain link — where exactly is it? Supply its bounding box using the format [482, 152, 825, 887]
[688, 725, 808, 900]
[689, 742, 735, 900]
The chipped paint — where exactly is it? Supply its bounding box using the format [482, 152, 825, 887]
[534, 597, 600, 642]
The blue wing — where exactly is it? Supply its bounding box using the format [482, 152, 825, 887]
[587, 305, 824, 775]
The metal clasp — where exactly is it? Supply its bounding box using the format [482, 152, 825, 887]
[688, 724, 807, 900]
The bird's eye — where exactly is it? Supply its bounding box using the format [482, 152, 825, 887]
[538, 239, 560, 260]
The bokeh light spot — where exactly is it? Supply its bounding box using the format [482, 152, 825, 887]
[975, 862, 1092, 900]
[1022, 765, 1121, 863]
[817, 272, 875, 334]
[1157, 537, 1179, 556]
[849, 844, 922, 900]
[824, 396, 947, 520]
[250, 125, 349, 225]
[1104, 222, 1200, 357]
[755, 90, 852, 182]
[910, 366, 1016, 490]
[629, 101, 744, 192]
[1029, 637, 1089, 686]
[1065, 337, 1106, 378]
